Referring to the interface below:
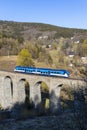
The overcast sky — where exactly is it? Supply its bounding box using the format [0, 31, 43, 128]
[0, 0, 87, 29]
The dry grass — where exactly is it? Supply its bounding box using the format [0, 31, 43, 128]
[0, 55, 17, 71]
[0, 55, 17, 61]
[49, 49, 58, 64]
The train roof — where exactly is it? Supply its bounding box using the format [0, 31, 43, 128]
[15, 66, 70, 73]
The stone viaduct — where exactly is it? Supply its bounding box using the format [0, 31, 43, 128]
[0, 70, 86, 113]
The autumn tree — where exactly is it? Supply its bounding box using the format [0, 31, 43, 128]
[38, 50, 53, 65]
[17, 49, 35, 67]
[80, 66, 87, 82]
[76, 43, 83, 56]
[24, 41, 43, 59]
[82, 39, 87, 56]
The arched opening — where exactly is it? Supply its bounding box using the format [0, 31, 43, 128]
[17, 79, 34, 118]
[3, 76, 13, 109]
[60, 84, 74, 112]
[17, 79, 30, 106]
[50, 83, 63, 114]
[40, 82, 49, 111]
[34, 81, 50, 114]
[24, 81, 33, 109]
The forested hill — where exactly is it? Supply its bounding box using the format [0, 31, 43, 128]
[0, 20, 87, 41]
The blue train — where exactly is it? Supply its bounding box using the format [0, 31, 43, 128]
[14, 66, 70, 78]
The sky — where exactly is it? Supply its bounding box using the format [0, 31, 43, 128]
[0, 0, 87, 29]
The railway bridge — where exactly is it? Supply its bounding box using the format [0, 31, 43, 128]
[0, 70, 86, 113]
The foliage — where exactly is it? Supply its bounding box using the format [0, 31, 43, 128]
[82, 39, 87, 56]
[79, 66, 87, 81]
[58, 52, 65, 64]
[60, 85, 74, 110]
[41, 82, 49, 92]
[0, 104, 2, 110]
[75, 39, 87, 57]
[17, 49, 35, 67]
[76, 43, 83, 56]
[25, 42, 43, 59]
[17, 36, 24, 44]
[45, 99, 50, 109]
[0, 20, 87, 41]
[38, 49, 53, 65]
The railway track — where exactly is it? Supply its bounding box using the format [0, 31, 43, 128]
[0, 69, 86, 82]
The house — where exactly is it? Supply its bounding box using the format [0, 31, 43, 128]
[69, 51, 75, 58]
[81, 57, 87, 64]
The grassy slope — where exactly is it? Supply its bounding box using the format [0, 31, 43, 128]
[0, 56, 17, 71]
[0, 55, 53, 71]
[0, 53, 82, 78]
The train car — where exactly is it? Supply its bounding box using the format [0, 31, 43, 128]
[14, 66, 70, 78]
[49, 69, 70, 77]
[14, 66, 36, 74]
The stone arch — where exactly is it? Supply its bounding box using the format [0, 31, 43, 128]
[60, 84, 74, 112]
[40, 81, 50, 110]
[33, 81, 49, 110]
[17, 78, 30, 105]
[3, 76, 13, 109]
[50, 83, 63, 113]
[33, 81, 41, 108]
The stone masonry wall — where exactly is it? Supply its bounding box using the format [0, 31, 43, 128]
[0, 71, 86, 113]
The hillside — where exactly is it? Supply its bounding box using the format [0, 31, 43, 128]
[0, 20, 87, 78]
[0, 20, 87, 41]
